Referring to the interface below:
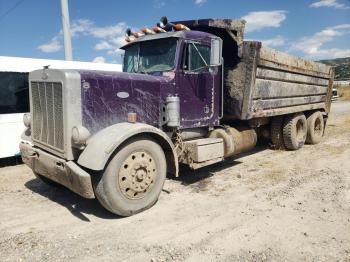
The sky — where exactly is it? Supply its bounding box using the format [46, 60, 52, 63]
[0, 0, 349, 63]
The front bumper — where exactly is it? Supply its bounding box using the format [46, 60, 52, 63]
[20, 142, 95, 199]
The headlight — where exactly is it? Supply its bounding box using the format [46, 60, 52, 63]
[23, 113, 31, 128]
[72, 126, 90, 145]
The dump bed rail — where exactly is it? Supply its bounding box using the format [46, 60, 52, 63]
[225, 42, 334, 119]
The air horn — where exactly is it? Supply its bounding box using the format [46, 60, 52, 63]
[159, 16, 176, 31]
[159, 16, 190, 31]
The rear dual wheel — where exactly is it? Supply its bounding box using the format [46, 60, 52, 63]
[283, 113, 308, 150]
[306, 111, 324, 145]
[271, 113, 308, 150]
[93, 138, 166, 217]
[270, 116, 285, 149]
[271, 111, 325, 150]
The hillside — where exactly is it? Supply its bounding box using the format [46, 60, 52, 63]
[319, 57, 350, 80]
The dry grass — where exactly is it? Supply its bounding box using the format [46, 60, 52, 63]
[337, 85, 350, 100]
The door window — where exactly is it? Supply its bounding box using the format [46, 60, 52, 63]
[183, 43, 211, 71]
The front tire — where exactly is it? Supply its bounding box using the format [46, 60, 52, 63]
[94, 137, 166, 216]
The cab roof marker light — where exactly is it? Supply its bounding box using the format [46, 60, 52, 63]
[125, 36, 134, 43]
[133, 32, 144, 38]
[141, 27, 155, 35]
[153, 26, 166, 33]
[175, 24, 190, 31]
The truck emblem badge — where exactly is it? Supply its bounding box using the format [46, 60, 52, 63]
[41, 72, 48, 80]
[116, 92, 130, 99]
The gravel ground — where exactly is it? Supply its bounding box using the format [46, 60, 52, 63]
[0, 101, 349, 262]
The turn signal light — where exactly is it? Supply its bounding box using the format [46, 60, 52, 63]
[128, 112, 137, 123]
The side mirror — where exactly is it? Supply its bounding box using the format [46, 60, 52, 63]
[210, 38, 222, 66]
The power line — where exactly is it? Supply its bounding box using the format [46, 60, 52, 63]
[0, 0, 26, 22]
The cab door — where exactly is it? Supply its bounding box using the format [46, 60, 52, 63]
[176, 41, 221, 128]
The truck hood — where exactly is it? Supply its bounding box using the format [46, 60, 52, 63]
[78, 70, 173, 133]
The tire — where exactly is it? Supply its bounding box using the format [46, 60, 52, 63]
[94, 138, 166, 216]
[34, 173, 62, 187]
[282, 113, 307, 150]
[306, 111, 324, 144]
[270, 116, 285, 149]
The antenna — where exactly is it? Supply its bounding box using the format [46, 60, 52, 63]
[60, 0, 73, 61]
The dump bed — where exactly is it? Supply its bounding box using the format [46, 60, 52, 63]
[225, 42, 334, 119]
[177, 19, 334, 120]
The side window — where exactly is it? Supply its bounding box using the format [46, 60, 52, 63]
[183, 43, 211, 71]
[123, 44, 139, 73]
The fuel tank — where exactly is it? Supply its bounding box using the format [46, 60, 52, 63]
[209, 125, 257, 157]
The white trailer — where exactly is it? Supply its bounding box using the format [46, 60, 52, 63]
[0, 56, 121, 159]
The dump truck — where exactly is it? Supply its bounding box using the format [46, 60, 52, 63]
[20, 17, 334, 216]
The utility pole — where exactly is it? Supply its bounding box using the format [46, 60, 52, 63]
[60, 0, 73, 60]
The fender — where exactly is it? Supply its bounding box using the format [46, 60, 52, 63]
[78, 123, 178, 176]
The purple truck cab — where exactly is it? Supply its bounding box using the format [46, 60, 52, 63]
[80, 30, 222, 135]
[20, 18, 333, 216]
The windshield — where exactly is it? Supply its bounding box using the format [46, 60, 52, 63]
[123, 38, 177, 73]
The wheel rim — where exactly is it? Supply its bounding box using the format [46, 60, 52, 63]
[314, 117, 322, 136]
[296, 119, 305, 142]
[118, 151, 157, 200]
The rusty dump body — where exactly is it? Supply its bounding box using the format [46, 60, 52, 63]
[178, 19, 334, 120]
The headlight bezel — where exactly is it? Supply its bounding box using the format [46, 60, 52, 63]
[71, 126, 91, 146]
[23, 113, 31, 128]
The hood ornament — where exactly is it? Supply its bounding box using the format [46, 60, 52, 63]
[41, 65, 50, 80]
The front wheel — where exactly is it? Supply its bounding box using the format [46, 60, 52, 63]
[94, 137, 166, 216]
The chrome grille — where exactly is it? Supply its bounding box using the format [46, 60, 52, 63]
[31, 82, 64, 151]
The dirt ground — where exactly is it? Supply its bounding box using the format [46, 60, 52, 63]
[1, 101, 350, 262]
